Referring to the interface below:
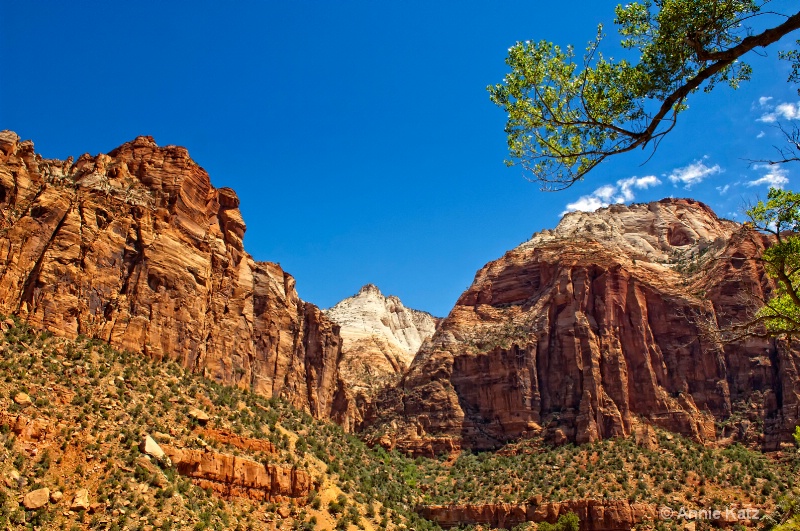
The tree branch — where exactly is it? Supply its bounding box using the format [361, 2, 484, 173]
[639, 12, 800, 149]
[688, 11, 800, 62]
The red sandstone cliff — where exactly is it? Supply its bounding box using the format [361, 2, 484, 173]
[362, 199, 800, 454]
[418, 499, 657, 530]
[0, 131, 344, 419]
[163, 446, 314, 502]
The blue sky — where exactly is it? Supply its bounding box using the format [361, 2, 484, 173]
[1, 1, 798, 316]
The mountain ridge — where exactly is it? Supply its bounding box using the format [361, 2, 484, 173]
[324, 283, 439, 430]
[0, 130, 347, 422]
[361, 196, 800, 455]
[2, 132, 800, 530]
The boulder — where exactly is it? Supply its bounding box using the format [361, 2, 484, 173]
[23, 487, 50, 510]
[188, 407, 210, 425]
[70, 488, 90, 511]
[4, 470, 21, 488]
[139, 434, 165, 460]
[13, 392, 32, 407]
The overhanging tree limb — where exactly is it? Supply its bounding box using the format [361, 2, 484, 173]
[688, 10, 800, 61]
[489, 1, 800, 189]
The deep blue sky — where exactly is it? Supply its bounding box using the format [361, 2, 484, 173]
[2, 1, 799, 316]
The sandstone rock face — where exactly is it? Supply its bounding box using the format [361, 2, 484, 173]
[419, 499, 656, 530]
[163, 445, 313, 501]
[197, 427, 277, 454]
[0, 131, 344, 420]
[363, 199, 800, 453]
[325, 284, 438, 428]
[326, 284, 438, 380]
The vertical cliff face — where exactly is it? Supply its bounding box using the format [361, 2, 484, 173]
[418, 499, 657, 531]
[0, 131, 343, 419]
[362, 199, 800, 454]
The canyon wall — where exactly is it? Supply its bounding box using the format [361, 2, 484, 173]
[418, 499, 657, 531]
[0, 131, 344, 419]
[4, 130, 799, 453]
[363, 199, 800, 454]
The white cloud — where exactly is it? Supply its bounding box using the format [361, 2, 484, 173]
[562, 195, 609, 214]
[757, 131, 765, 139]
[667, 159, 722, 188]
[716, 184, 730, 195]
[757, 101, 800, 123]
[638, 175, 661, 188]
[746, 165, 789, 188]
[758, 96, 773, 107]
[593, 184, 618, 202]
[776, 103, 800, 120]
[617, 175, 661, 201]
[562, 175, 662, 215]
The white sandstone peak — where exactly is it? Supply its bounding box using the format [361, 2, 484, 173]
[326, 285, 437, 359]
[325, 285, 439, 394]
[517, 198, 738, 264]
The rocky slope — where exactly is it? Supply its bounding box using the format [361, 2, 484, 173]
[0, 131, 344, 420]
[325, 284, 437, 403]
[4, 314, 791, 531]
[0, 318, 442, 530]
[362, 199, 800, 455]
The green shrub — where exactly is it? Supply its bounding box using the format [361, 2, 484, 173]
[537, 512, 579, 531]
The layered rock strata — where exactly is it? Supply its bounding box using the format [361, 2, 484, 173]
[363, 199, 800, 453]
[0, 131, 343, 419]
[326, 284, 438, 382]
[418, 499, 657, 531]
[325, 284, 438, 428]
[163, 446, 313, 502]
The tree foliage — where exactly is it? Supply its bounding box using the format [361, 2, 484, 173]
[535, 512, 580, 531]
[489, 1, 800, 189]
[746, 187, 800, 337]
[766, 427, 800, 530]
[780, 39, 800, 94]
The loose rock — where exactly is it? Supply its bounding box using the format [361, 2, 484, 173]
[23, 487, 50, 510]
[13, 392, 33, 407]
[139, 434, 165, 460]
[71, 489, 90, 511]
[188, 407, 210, 425]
